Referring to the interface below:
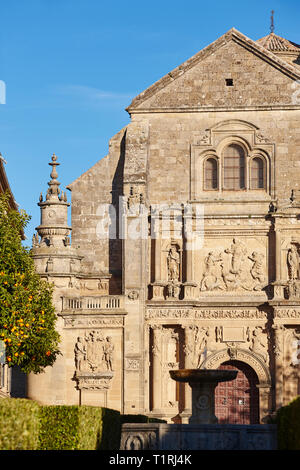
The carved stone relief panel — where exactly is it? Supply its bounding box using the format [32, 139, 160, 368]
[74, 330, 116, 390]
[197, 237, 267, 295]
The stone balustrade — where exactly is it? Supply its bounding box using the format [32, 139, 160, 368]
[62, 295, 124, 311]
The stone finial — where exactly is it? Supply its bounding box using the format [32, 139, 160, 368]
[46, 153, 61, 200]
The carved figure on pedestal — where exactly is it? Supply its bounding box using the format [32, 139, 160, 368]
[287, 245, 299, 281]
[74, 337, 86, 372]
[167, 245, 180, 282]
[102, 336, 114, 371]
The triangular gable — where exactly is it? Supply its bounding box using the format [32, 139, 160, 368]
[127, 28, 300, 113]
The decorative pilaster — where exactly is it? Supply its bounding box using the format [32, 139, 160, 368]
[181, 325, 197, 422]
[151, 324, 163, 413]
[273, 324, 285, 409]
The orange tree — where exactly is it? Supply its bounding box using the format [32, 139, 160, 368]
[0, 192, 60, 373]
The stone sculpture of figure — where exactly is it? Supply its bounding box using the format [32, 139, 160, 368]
[74, 337, 86, 372]
[167, 245, 180, 282]
[200, 251, 222, 291]
[102, 336, 114, 371]
[288, 245, 299, 281]
[248, 251, 265, 290]
[195, 328, 210, 368]
[250, 327, 268, 362]
[225, 238, 246, 275]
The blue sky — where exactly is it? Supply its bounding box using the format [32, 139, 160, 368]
[0, 0, 299, 242]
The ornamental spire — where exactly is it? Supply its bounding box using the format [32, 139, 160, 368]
[46, 153, 61, 200]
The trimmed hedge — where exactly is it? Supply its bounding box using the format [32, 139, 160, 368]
[0, 398, 40, 450]
[0, 399, 166, 450]
[276, 396, 300, 450]
[39, 405, 121, 450]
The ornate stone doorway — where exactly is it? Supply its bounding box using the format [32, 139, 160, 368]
[215, 360, 259, 424]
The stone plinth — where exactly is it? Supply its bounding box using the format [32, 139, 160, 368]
[120, 423, 277, 450]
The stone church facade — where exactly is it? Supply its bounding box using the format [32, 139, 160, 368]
[28, 28, 300, 424]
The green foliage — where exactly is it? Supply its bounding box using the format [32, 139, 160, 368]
[276, 396, 300, 450]
[0, 192, 60, 373]
[100, 408, 123, 450]
[39, 405, 121, 450]
[0, 397, 166, 450]
[0, 398, 40, 450]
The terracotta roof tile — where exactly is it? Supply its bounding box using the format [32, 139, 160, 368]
[257, 32, 300, 52]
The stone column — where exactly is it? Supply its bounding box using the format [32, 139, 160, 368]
[151, 324, 163, 413]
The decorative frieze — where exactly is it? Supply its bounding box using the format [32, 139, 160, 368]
[62, 315, 124, 328]
[146, 308, 266, 320]
[274, 309, 300, 318]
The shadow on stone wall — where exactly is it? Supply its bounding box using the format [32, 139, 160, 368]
[10, 366, 27, 398]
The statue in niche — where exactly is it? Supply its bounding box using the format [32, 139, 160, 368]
[248, 251, 266, 290]
[167, 245, 180, 282]
[74, 337, 86, 372]
[102, 336, 114, 371]
[249, 327, 268, 363]
[287, 245, 299, 280]
[200, 251, 223, 291]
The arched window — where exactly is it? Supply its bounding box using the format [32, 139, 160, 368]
[250, 157, 265, 189]
[223, 144, 245, 190]
[204, 157, 218, 190]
